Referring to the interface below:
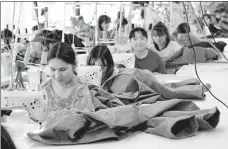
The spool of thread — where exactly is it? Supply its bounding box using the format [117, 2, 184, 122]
[103, 31, 107, 40]
[1, 54, 12, 77]
[23, 45, 31, 63]
[71, 34, 75, 48]
[24, 28, 28, 40]
[75, 5, 80, 16]
[149, 23, 152, 30]
[71, 43, 75, 49]
[28, 68, 40, 91]
[12, 25, 16, 36]
[12, 49, 18, 66]
[115, 29, 118, 43]
[85, 36, 90, 47]
[40, 50, 48, 65]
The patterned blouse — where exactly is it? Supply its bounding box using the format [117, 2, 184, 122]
[40, 76, 95, 121]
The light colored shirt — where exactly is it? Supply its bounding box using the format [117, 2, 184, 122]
[41, 76, 94, 121]
[150, 41, 182, 61]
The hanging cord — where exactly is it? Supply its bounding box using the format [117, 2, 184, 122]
[8, 2, 21, 90]
[11, 2, 15, 50]
[13, 2, 22, 58]
[15, 2, 25, 90]
[7, 2, 15, 90]
[182, 2, 228, 109]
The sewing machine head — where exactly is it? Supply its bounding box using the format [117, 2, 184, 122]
[1, 90, 49, 123]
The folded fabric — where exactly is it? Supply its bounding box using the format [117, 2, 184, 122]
[166, 47, 219, 67]
[27, 99, 219, 144]
[102, 69, 205, 100]
[188, 41, 226, 53]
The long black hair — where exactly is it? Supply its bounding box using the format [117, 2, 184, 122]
[129, 27, 148, 39]
[152, 22, 170, 51]
[176, 22, 191, 34]
[87, 45, 114, 84]
[98, 15, 111, 31]
[1, 125, 17, 149]
[47, 42, 77, 75]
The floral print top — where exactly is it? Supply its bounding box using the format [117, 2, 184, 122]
[41, 76, 95, 121]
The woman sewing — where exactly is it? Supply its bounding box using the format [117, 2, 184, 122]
[98, 15, 113, 39]
[29, 42, 94, 122]
[149, 22, 182, 62]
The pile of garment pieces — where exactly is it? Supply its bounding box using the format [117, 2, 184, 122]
[27, 69, 220, 145]
[166, 41, 227, 68]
